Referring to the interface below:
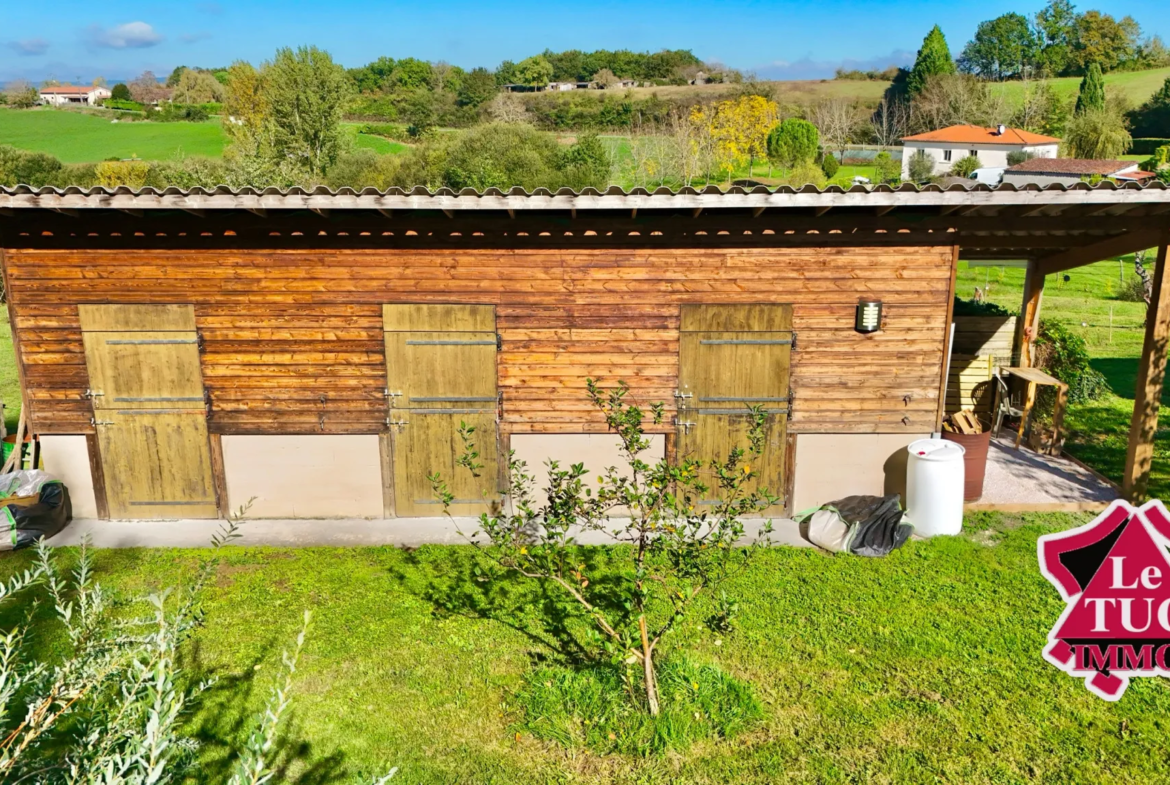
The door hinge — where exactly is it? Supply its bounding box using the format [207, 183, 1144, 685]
[673, 390, 693, 400]
[84, 388, 105, 399]
[497, 333, 503, 351]
[674, 416, 696, 434]
[384, 388, 402, 400]
[385, 416, 408, 430]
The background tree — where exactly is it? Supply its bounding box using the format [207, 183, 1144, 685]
[766, 118, 819, 168]
[868, 96, 911, 147]
[1071, 11, 1141, 73]
[128, 71, 168, 104]
[808, 98, 862, 163]
[1128, 76, 1170, 138]
[1012, 79, 1069, 136]
[873, 151, 901, 183]
[223, 61, 270, 146]
[389, 57, 434, 90]
[262, 46, 351, 176]
[958, 13, 1038, 81]
[173, 68, 225, 104]
[1034, 0, 1078, 75]
[2, 80, 39, 109]
[592, 68, 620, 88]
[1063, 106, 1132, 158]
[907, 26, 957, 98]
[910, 73, 1007, 133]
[515, 55, 554, 87]
[457, 67, 497, 108]
[706, 95, 779, 178]
[110, 82, 132, 102]
[1074, 62, 1105, 114]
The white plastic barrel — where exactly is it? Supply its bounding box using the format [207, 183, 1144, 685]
[906, 438, 965, 537]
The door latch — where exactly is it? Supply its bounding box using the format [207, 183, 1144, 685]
[674, 417, 696, 435]
[385, 416, 408, 430]
[84, 388, 105, 399]
[673, 390, 693, 400]
[91, 417, 114, 426]
[384, 389, 402, 399]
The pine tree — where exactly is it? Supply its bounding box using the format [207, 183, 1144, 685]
[907, 26, 957, 97]
[1075, 63, 1106, 115]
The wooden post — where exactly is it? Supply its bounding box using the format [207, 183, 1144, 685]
[1123, 239, 1170, 502]
[936, 245, 960, 432]
[1016, 260, 1045, 368]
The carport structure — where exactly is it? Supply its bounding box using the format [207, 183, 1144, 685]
[0, 181, 1167, 524]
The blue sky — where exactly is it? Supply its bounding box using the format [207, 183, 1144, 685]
[2, 1, 1168, 84]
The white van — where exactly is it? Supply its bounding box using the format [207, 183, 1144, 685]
[970, 167, 1006, 186]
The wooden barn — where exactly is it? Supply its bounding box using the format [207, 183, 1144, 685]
[0, 184, 1167, 523]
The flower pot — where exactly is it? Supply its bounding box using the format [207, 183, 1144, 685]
[942, 428, 991, 501]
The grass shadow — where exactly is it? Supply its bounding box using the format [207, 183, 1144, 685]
[1091, 357, 1170, 404]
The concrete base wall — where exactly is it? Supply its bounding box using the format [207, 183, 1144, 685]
[38, 435, 99, 519]
[791, 432, 930, 511]
[222, 435, 383, 519]
[510, 434, 666, 491]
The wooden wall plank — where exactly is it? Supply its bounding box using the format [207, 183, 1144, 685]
[5, 246, 953, 436]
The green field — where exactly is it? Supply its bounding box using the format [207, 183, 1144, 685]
[0, 108, 408, 164]
[0, 108, 226, 162]
[990, 65, 1170, 107]
[4, 512, 1169, 783]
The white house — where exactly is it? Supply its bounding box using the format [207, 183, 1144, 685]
[900, 125, 1060, 180]
[38, 85, 112, 106]
[1002, 159, 1157, 187]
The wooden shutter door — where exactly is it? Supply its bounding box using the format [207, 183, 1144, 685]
[80, 305, 217, 519]
[383, 305, 500, 517]
[677, 304, 792, 513]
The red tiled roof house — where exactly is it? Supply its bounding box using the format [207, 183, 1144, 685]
[901, 125, 1061, 180]
[38, 85, 113, 106]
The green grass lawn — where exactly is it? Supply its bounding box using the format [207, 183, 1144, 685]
[0, 308, 19, 433]
[5, 513, 1169, 783]
[956, 257, 1169, 496]
[0, 107, 226, 162]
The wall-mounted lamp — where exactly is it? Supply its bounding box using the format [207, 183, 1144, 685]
[855, 299, 882, 333]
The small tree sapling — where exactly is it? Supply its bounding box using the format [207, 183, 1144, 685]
[433, 380, 776, 715]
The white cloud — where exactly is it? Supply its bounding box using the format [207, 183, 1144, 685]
[752, 50, 914, 81]
[86, 21, 163, 50]
[7, 38, 50, 56]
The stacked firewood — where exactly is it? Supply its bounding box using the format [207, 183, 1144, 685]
[943, 409, 984, 435]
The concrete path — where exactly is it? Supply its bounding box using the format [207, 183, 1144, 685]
[975, 435, 1118, 508]
[46, 516, 810, 549]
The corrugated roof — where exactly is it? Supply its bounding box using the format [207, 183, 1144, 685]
[903, 124, 1061, 146]
[1006, 158, 1136, 175]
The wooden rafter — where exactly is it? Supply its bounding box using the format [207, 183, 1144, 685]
[1036, 229, 1165, 275]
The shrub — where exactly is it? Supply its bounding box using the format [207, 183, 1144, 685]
[0, 145, 64, 187]
[1129, 138, 1170, 155]
[1063, 106, 1133, 159]
[820, 151, 839, 179]
[104, 98, 145, 112]
[1007, 150, 1036, 166]
[873, 151, 900, 183]
[1117, 275, 1148, 303]
[1034, 319, 1111, 404]
[781, 159, 828, 188]
[953, 296, 1011, 316]
[95, 160, 152, 189]
[950, 155, 982, 178]
[907, 149, 935, 182]
[360, 122, 412, 142]
[111, 82, 132, 101]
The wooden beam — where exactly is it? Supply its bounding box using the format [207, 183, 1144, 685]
[1036, 230, 1163, 275]
[377, 208, 393, 219]
[49, 207, 78, 218]
[751, 206, 766, 218]
[631, 207, 638, 219]
[246, 207, 267, 218]
[117, 208, 143, 218]
[1123, 237, 1170, 502]
[814, 205, 832, 217]
[0, 208, 14, 218]
[309, 207, 330, 218]
[875, 205, 896, 217]
[179, 208, 204, 218]
[1016, 259, 1045, 367]
[691, 207, 703, 218]
[506, 208, 515, 219]
[441, 209, 454, 219]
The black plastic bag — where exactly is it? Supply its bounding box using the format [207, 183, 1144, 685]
[829, 494, 913, 557]
[1, 482, 72, 550]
